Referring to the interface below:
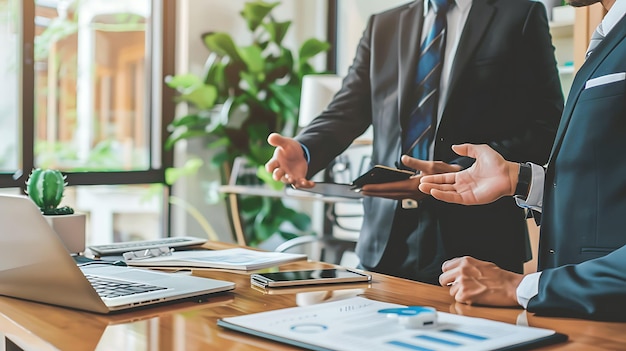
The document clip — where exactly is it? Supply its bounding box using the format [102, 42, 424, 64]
[122, 246, 173, 261]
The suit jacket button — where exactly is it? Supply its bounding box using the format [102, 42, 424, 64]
[549, 249, 555, 254]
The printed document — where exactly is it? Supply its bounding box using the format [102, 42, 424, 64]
[218, 296, 567, 351]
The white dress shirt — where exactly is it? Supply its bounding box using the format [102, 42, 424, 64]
[515, 1, 626, 308]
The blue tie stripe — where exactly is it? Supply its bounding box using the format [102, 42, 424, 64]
[403, 0, 451, 160]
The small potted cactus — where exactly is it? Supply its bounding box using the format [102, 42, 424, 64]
[26, 168, 75, 215]
[26, 169, 86, 253]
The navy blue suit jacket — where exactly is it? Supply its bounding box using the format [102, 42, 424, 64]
[528, 14, 626, 321]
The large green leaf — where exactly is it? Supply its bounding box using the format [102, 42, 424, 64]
[239, 196, 262, 216]
[207, 136, 231, 149]
[165, 74, 201, 90]
[248, 143, 274, 166]
[238, 45, 264, 73]
[299, 38, 331, 64]
[240, 1, 280, 31]
[278, 231, 299, 241]
[297, 62, 320, 79]
[287, 211, 311, 231]
[169, 113, 203, 128]
[256, 167, 284, 190]
[262, 20, 291, 46]
[268, 83, 300, 115]
[210, 150, 229, 168]
[177, 85, 218, 110]
[240, 71, 261, 96]
[165, 158, 204, 185]
[265, 47, 294, 81]
[203, 32, 242, 62]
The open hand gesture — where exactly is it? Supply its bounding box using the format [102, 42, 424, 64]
[418, 144, 518, 205]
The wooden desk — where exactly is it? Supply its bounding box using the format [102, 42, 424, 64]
[0, 243, 624, 350]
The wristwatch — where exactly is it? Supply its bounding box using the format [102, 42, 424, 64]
[514, 162, 532, 200]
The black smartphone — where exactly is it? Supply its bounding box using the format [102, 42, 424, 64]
[351, 165, 414, 189]
[250, 269, 371, 288]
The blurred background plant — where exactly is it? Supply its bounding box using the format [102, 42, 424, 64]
[165, 0, 330, 246]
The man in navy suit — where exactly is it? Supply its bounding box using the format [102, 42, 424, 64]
[418, 0, 626, 320]
[266, 0, 563, 284]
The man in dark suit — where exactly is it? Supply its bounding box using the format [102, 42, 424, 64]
[419, 0, 626, 320]
[265, 0, 563, 284]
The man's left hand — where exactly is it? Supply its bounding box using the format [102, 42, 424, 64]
[439, 256, 524, 307]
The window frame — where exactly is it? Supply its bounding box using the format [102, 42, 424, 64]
[0, 0, 176, 231]
[0, 0, 176, 189]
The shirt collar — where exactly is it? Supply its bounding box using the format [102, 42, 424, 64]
[423, 0, 472, 15]
[601, 0, 626, 36]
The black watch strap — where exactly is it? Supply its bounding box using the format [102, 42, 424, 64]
[514, 162, 532, 200]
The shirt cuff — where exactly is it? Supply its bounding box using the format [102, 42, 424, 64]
[516, 272, 541, 309]
[300, 143, 311, 164]
[514, 162, 544, 212]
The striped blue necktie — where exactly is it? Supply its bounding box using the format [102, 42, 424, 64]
[403, 0, 452, 160]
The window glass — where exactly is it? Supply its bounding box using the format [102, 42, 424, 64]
[64, 184, 164, 245]
[0, 0, 19, 172]
[34, 0, 152, 171]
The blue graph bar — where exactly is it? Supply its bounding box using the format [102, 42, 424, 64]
[386, 340, 435, 351]
[415, 334, 462, 346]
[440, 329, 488, 341]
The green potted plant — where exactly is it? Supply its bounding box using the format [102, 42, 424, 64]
[165, 0, 330, 246]
[26, 168, 86, 253]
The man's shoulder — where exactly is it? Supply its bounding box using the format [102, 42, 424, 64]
[372, 1, 416, 19]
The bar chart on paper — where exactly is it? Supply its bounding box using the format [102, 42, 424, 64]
[218, 296, 567, 351]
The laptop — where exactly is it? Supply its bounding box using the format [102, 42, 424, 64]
[0, 194, 235, 313]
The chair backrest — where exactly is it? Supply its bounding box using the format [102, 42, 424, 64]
[325, 141, 372, 242]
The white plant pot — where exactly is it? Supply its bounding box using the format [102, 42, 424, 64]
[45, 213, 87, 254]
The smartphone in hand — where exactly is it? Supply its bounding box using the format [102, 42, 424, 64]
[352, 165, 414, 189]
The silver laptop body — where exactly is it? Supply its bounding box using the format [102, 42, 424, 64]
[0, 194, 235, 313]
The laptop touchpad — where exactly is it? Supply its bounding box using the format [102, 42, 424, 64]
[81, 266, 163, 281]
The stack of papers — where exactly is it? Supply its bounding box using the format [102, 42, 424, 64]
[124, 248, 307, 271]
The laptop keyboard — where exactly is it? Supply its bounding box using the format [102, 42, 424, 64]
[86, 275, 167, 299]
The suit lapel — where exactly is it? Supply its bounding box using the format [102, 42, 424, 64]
[445, 0, 495, 112]
[548, 15, 626, 165]
[398, 1, 424, 128]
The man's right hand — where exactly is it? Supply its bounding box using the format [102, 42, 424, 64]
[418, 144, 519, 205]
[265, 133, 314, 188]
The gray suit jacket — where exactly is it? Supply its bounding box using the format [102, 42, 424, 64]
[528, 14, 626, 321]
[297, 0, 563, 283]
